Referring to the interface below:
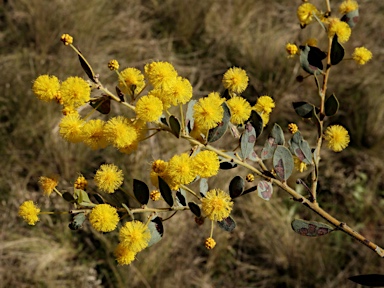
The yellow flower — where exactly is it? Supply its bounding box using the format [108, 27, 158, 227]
[150, 190, 161, 201]
[294, 157, 307, 173]
[260, 112, 270, 127]
[339, 0, 358, 14]
[297, 3, 319, 26]
[226, 96, 252, 125]
[89, 204, 119, 232]
[118, 67, 145, 97]
[193, 151, 220, 178]
[150, 159, 168, 187]
[144, 61, 178, 89]
[74, 174, 88, 190]
[82, 119, 109, 150]
[161, 76, 193, 107]
[119, 220, 151, 253]
[60, 76, 91, 108]
[253, 95, 275, 114]
[305, 38, 318, 47]
[324, 125, 350, 152]
[135, 95, 163, 122]
[59, 111, 85, 143]
[32, 75, 61, 102]
[60, 33, 73, 45]
[166, 153, 197, 187]
[246, 174, 254, 182]
[114, 243, 136, 265]
[288, 123, 299, 134]
[62, 106, 76, 116]
[193, 93, 224, 130]
[104, 116, 138, 149]
[201, 189, 233, 221]
[108, 59, 119, 71]
[352, 47, 373, 65]
[286, 43, 298, 57]
[327, 17, 351, 43]
[18, 200, 40, 225]
[38, 176, 58, 196]
[205, 237, 216, 250]
[94, 164, 124, 193]
[222, 67, 249, 94]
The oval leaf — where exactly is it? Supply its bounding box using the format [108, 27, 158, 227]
[348, 274, 384, 287]
[270, 123, 285, 145]
[217, 216, 236, 232]
[299, 45, 325, 75]
[288, 131, 312, 165]
[341, 9, 359, 28]
[249, 110, 263, 137]
[169, 115, 181, 138]
[90, 96, 111, 114]
[78, 54, 96, 83]
[63, 192, 75, 202]
[324, 93, 339, 117]
[330, 35, 345, 66]
[115, 86, 125, 102]
[240, 122, 256, 160]
[133, 179, 149, 205]
[200, 178, 209, 197]
[229, 176, 245, 199]
[273, 146, 294, 181]
[185, 99, 196, 134]
[148, 215, 164, 247]
[158, 176, 174, 207]
[176, 188, 187, 206]
[292, 101, 315, 118]
[188, 202, 201, 217]
[291, 219, 334, 237]
[257, 180, 273, 201]
[208, 102, 231, 142]
[68, 213, 86, 230]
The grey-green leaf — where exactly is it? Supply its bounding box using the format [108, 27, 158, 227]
[249, 110, 264, 137]
[330, 35, 345, 66]
[217, 216, 236, 232]
[257, 180, 273, 201]
[169, 115, 181, 138]
[188, 202, 201, 217]
[240, 122, 256, 160]
[185, 100, 196, 133]
[148, 215, 164, 247]
[291, 219, 334, 237]
[68, 213, 86, 230]
[78, 54, 96, 83]
[292, 101, 315, 118]
[273, 146, 294, 181]
[208, 102, 231, 142]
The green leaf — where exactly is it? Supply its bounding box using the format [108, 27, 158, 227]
[249, 110, 263, 137]
[260, 124, 284, 160]
[74, 188, 94, 207]
[288, 131, 312, 165]
[330, 35, 345, 66]
[188, 202, 201, 217]
[240, 122, 256, 160]
[257, 180, 273, 201]
[291, 219, 334, 237]
[68, 213, 86, 230]
[270, 123, 285, 145]
[292, 101, 315, 118]
[341, 9, 359, 28]
[217, 216, 236, 232]
[160, 115, 168, 126]
[176, 188, 187, 206]
[133, 179, 149, 205]
[148, 215, 163, 247]
[299, 45, 325, 75]
[62, 192, 75, 202]
[273, 146, 294, 181]
[324, 93, 339, 117]
[208, 102, 231, 142]
[229, 176, 244, 199]
[90, 95, 111, 114]
[185, 100, 196, 133]
[158, 176, 173, 207]
[348, 274, 384, 286]
[78, 54, 96, 83]
[115, 86, 125, 102]
[169, 115, 181, 138]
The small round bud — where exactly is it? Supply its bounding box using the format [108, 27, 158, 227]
[74, 175, 88, 190]
[246, 174, 254, 182]
[205, 237, 216, 250]
[60, 34, 73, 45]
[285, 43, 298, 57]
[296, 75, 304, 82]
[288, 123, 299, 134]
[108, 59, 120, 71]
[150, 190, 161, 201]
[194, 216, 205, 226]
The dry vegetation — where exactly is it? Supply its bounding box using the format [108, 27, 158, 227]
[1, 0, 383, 287]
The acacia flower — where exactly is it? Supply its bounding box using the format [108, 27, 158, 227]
[89, 204, 119, 232]
[114, 243, 136, 265]
[288, 123, 299, 134]
[59, 111, 85, 143]
[193, 93, 224, 130]
[18, 200, 40, 225]
[32, 75, 61, 102]
[60, 33, 73, 45]
[352, 47, 373, 65]
[94, 164, 124, 193]
[205, 237, 216, 250]
[118, 67, 145, 96]
[201, 189, 233, 221]
[150, 190, 161, 201]
[104, 116, 138, 149]
[38, 176, 58, 196]
[119, 220, 151, 253]
[294, 157, 307, 173]
[297, 3, 319, 26]
[226, 96, 252, 125]
[165, 76, 193, 106]
[253, 95, 275, 114]
[327, 17, 351, 43]
[82, 119, 109, 150]
[144, 61, 178, 88]
[193, 151, 220, 178]
[108, 59, 119, 71]
[166, 153, 197, 187]
[324, 125, 350, 152]
[60, 76, 91, 108]
[339, 0, 358, 14]
[305, 38, 318, 47]
[285, 43, 298, 57]
[150, 159, 168, 187]
[74, 174, 87, 190]
[135, 95, 163, 122]
[222, 67, 249, 94]
[246, 174, 254, 182]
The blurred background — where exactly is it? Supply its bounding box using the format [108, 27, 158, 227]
[1, 0, 383, 287]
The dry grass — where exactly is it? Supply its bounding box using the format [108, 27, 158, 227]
[1, 0, 384, 287]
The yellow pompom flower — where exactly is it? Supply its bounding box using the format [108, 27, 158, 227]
[119, 220, 151, 253]
[32, 75, 61, 102]
[193, 93, 224, 130]
[339, 0, 358, 14]
[193, 151, 220, 178]
[253, 95, 275, 114]
[104, 116, 138, 149]
[166, 153, 197, 187]
[352, 47, 373, 65]
[297, 3, 319, 26]
[288, 123, 299, 134]
[201, 189, 233, 221]
[62, 106, 76, 116]
[294, 157, 308, 173]
[94, 164, 124, 193]
[327, 17, 351, 43]
[118, 67, 145, 97]
[60, 77, 91, 108]
[144, 61, 178, 89]
[160, 76, 193, 108]
[285, 43, 298, 57]
[222, 67, 249, 94]
[82, 119, 109, 150]
[38, 176, 58, 196]
[150, 190, 161, 201]
[205, 237, 216, 250]
[226, 96, 252, 125]
[108, 59, 119, 71]
[59, 111, 85, 143]
[74, 174, 88, 190]
[150, 159, 169, 187]
[260, 112, 270, 127]
[60, 33, 73, 45]
[18, 200, 41, 225]
[135, 95, 163, 122]
[88, 204, 119, 232]
[324, 125, 350, 152]
[114, 243, 136, 265]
